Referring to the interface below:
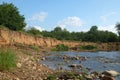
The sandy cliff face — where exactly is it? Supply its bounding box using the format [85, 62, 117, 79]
[0, 29, 120, 51]
[0, 29, 80, 47]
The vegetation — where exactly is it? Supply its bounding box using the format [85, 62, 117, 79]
[41, 26, 119, 42]
[80, 45, 97, 50]
[46, 74, 57, 80]
[26, 27, 42, 37]
[52, 44, 69, 51]
[0, 3, 26, 31]
[115, 23, 120, 36]
[29, 45, 39, 51]
[0, 49, 16, 71]
[46, 71, 86, 80]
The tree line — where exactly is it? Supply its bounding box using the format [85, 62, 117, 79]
[40, 26, 120, 42]
[0, 3, 120, 42]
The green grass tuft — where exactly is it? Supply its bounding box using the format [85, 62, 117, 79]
[52, 44, 69, 51]
[0, 49, 17, 71]
[80, 45, 97, 50]
[29, 45, 39, 51]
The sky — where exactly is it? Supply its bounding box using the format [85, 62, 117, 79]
[0, 0, 120, 33]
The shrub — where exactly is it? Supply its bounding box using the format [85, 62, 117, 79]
[0, 49, 16, 71]
[29, 45, 39, 51]
[26, 27, 42, 37]
[80, 45, 97, 50]
[56, 44, 69, 51]
[46, 74, 56, 80]
[51, 47, 57, 51]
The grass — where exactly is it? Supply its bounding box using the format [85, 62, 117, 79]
[80, 45, 97, 50]
[52, 44, 69, 51]
[46, 74, 57, 80]
[46, 71, 87, 80]
[0, 49, 17, 71]
[29, 45, 39, 51]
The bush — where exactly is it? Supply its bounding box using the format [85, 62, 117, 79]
[0, 49, 16, 71]
[51, 47, 57, 51]
[46, 74, 57, 80]
[55, 44, 69, 51]
[26, 27, 42, 37]
[80, 45, 97, 50]
[29, 45, 39, 51]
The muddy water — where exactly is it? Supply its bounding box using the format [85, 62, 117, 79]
[41, 51, 120, 80]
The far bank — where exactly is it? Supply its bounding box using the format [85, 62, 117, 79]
[0, 28, 120, 51]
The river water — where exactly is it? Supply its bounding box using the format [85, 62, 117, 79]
[41, 51, 120, 80]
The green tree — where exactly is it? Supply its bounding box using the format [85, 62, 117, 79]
[51, 26, 70, 40]
[0, 3, 26, 31]
[53, 26, 62, 32]
[115, 23, 120, 36]
[107, 32, 118, 42]
[89, 25, 98, 33]
[86, 26, 98, 42]
[26, 27, 41, 36]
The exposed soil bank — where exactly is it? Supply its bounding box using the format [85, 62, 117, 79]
[0, 28, 120, 51]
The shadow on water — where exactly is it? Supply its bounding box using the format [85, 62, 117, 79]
[41, 51, 120, 80]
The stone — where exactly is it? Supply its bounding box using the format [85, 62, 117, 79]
[17, 63, 22, 68]
[32, 66, 36, 70]
[102, 70, 120, 77]
[99, 75, 115, 80]
[85, 75, 93, 80]
[41, 57, 46, 60]
[14, 77, 20, 80]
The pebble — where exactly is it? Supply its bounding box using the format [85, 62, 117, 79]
[17, 63, 22, 68]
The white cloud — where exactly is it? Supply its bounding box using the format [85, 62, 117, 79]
[34, 26, 44, 31]
[28, 12, 47, 22]
[100, 12, 117, 22]
[25, 25, 44, 31]
[57, 16, 83, 29]
[98, 24, 117, 33]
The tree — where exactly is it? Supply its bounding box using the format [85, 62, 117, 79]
[86, 26, 98, 42]
[115, 23, 120, 36]
[26, 27, 41, 36]
[89, 25, 98, 33]
[0, 3, 26, 31]
[107, 32, 118, 42]
[53, 26, 62, 32]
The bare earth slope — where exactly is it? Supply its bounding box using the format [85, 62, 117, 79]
[0, 28, 120, 51]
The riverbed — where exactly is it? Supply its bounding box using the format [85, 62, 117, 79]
[41, 51, 120, 80]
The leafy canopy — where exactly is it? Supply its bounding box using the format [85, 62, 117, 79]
[0, 3, 26, 31]
[41, 25, 119, 42]
[115, 23, 120, 36]
[26, 27, 41, 36]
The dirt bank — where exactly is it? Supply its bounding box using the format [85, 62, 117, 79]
[0, 28, 120, 51]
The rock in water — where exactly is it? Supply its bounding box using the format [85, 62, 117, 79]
[102, 70, 120, 77]
[100, 75, 115, 80]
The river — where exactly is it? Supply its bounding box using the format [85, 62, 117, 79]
[41, 51, 120, 80]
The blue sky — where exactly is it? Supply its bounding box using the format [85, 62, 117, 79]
[0, 0, 120, 33]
